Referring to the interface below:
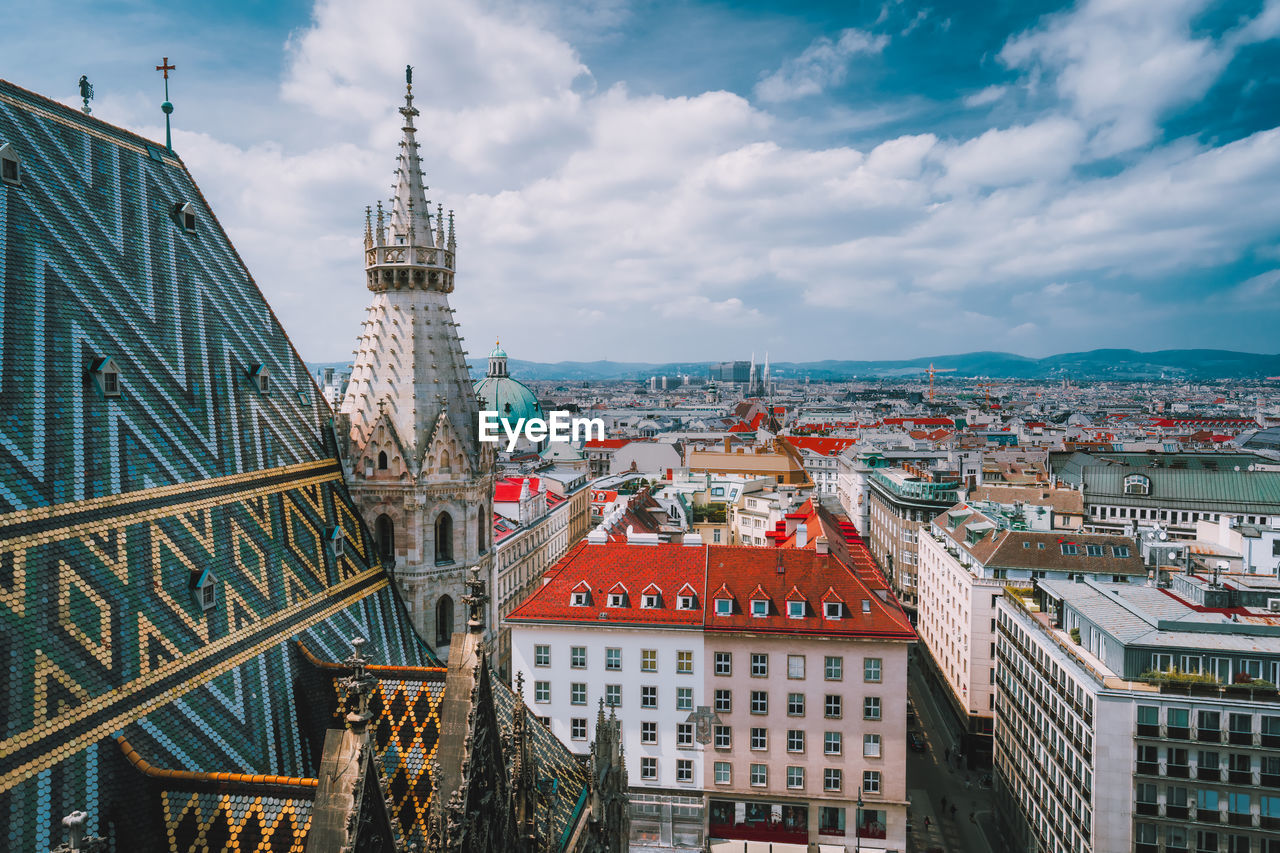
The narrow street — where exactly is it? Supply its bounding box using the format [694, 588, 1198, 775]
[905, 650, 998, 853]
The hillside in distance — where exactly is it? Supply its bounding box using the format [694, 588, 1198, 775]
[306, 349, 1280, 382]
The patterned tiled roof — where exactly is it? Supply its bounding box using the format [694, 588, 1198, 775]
[0, 78, 439, 851]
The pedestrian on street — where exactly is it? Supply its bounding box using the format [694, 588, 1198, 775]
[970, 812, 976, 824]
[944, 746, 950, 762]
[925, 817, 931, 829]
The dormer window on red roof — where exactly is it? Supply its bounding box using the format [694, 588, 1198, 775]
[824, 601, 843, 619]
[750, 594, 771, 618]
[642, 583, 663, 609]
[570, 580, 591, 607]
[608, 582, 629, 608]
[677, 582, 697, 610]
[785, 586, 808, 619]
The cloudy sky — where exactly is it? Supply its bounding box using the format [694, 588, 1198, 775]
[5, 0, 1280, 362]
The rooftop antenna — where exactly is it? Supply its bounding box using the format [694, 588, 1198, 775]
[77, 75, 94, 115]
[154, 56, 176, 152]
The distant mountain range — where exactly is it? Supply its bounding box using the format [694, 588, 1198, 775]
[306, 349, 1280, 382]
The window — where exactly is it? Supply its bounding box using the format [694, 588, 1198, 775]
[787, 766, 805, 789]
[824, 731, 842, 755]
[751, 598, 769, 617]
[676, 759, 693, 783]
[1112, 545, 1131, 558]
[714, 725, 732, 749]
[0, 143, 20, 186]
[787, 729, 805, 752]
[864, 658, 882, 682]
[677, 687, 693, 711]
[751, 653, 768, 677]
[641, 686, 657, 709]
[90, 357, 122, 398]
[825, 695, 842, 719]
[677, 723, 694, 748]
[677, 650, 693, 674]
[864, 696, 881, 721]
[640, 649, 657, 672]
[678, 594, 696, 609]
[248, 364, 270, 394]
[824, 768, 842, 792]
[750, 728, 767, 750]
[819, 806, 845, 835]
[570, 683, 587, 705]
[1061, 543, 1078, 556]
[862, 599, 871, 613]
[788, 600, 805, 619]
[714, 689, 731, 713]
[786, 655, 805, 679]
[715, 652, 732, 676]
[642, 593, 659, 608]
[605, 684, 620, 707]
[570, 646, 586, 668]
[788, 693, 805, 716]
[864, 733, 881, 757]
[571, 718, 587, 740]
[863, 770, 881, 794]
[714, 761, 731, 784]
[605, 648, 621, 670]
[1123, 474, 1150, 496]
[534, 645, 550, 667]
[640, 757, 657, 780]
[1086, 544, 1104, 557]
[824, 601, 842, 619]
[199, 575, 216, 611]
[571, 590, 589, 607]
[825, 656, 843, 680]
[534, 681, 550, 703]
[750, 764, 767, 787]
[641, 721, 657, 744]
[1152, 653, 1174, 673]
[608, 592, 626, 608]
[750, 691, 768, 714]
[715, 598, 733, 615]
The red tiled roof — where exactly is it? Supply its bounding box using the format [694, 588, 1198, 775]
[704, 547, 914, 638]
[494, 476, 540, 502]
[884, 417, 954, 427]
[782, 435, 858, 456]
[507, 542, 707, 626]
[584, 439, 631, 448]
[728, 421, 754, 433]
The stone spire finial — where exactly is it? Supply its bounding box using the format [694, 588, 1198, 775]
[388, 67, 433, 248]
[375, 201, 385, 247]
[447, 210, 456, 253]
[364, 205, 373, 250]
[461, 565, 489, 632]
[341, 636, 377, 732]
[436, 203, 445, 246]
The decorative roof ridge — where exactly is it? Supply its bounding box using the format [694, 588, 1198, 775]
[0, 77, 175, 157]
[294, 640, 446, 677]
[117, 736, 318, 793]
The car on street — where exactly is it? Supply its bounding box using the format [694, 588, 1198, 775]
[908, 730, 926, 752]
[907, 700, 916, 723]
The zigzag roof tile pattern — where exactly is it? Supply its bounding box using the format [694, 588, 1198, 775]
[0, 79, 439, 852]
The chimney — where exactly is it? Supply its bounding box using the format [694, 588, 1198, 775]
[796, 523, 808, 548]
[724, 436, 731, 452]
[815, 535, 829, 555]
[776, 550, 785, 574]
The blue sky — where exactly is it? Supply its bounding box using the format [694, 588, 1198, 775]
[4, 0, 1280, 362]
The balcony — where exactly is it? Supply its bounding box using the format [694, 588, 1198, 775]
[1197, 767, 1221, 782]
[1194, 809, 1220, 824]
[1262, 774, 1280, 789]
[1135, 802, 1159, 816]
[1166, 805, 1189, 820]
[1167, 765, 1190, 779]
[1167, 726, 1191, 741]
[1227, 770, 1251, 785]
[1196, 729, 1221, 744]
[1228, 730, 1252, 746]
[1227, 812, 1252, 827]
[1136, 761, 1161, 776]
[871, 470, 960, 504]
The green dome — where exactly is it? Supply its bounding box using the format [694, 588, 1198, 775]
[474, 374, 543, 428]
[490, 340, 507, 358]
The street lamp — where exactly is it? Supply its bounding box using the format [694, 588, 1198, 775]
[855, 785, 864, 853]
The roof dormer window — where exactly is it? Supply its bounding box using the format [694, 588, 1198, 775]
[642, 593, 659, 608]
[0, 142, 20, 186]
[750, 598, 770, 618]
[89, 357, 121, 398]
[787, 600, 805, 619]
[607, 582, 628, 608]
[327, 526, 345, 558]
[1124, 474, 1150, 496]
[678, 594, 696, 610]
[191, 568, 216, 612]
[714, 597, 732, 616]
[249, 364, 270, 393]
[172, 201, 196, 233]
[824, 601, 842, 620]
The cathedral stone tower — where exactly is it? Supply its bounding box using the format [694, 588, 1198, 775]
[338, 67, 495, 654]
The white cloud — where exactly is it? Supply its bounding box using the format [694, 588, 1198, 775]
[754, 29, 888, 103]
[964, 85, 1008, 108]
[1000, 0, 1278, 156]
[143, 0, 1280, 362]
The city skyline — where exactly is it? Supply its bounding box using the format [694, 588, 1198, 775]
[4, 0, 1280, 363]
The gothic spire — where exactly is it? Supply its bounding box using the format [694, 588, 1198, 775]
[389, 64, 435, 247]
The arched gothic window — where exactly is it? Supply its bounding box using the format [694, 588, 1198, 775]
[378, 450, 388, 470]
[376, 514, 395, 563]
[435, 512, 454, 563]
[436, 594, 454, 646]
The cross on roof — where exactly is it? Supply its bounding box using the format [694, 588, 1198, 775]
[155, 57, 175, 79]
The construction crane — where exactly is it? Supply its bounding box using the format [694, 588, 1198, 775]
[927, 362, 956, 402]
[975, 381, 997, 408]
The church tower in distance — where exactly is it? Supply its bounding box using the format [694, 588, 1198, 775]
[338, 67, 495, 655]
